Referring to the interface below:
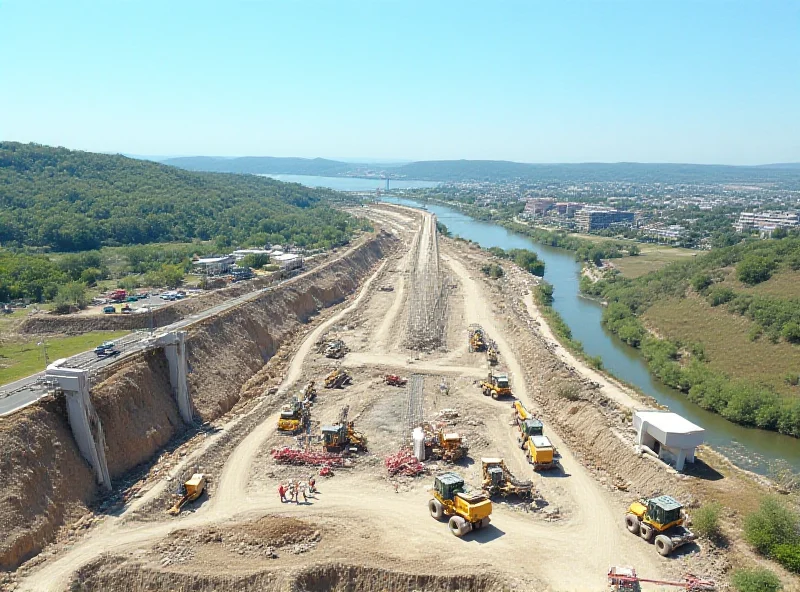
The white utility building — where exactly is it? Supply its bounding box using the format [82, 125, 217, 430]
[633, 410, 705, 471]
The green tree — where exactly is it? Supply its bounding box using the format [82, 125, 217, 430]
[744, 496, 800, 556]
[730, 568, 782, 592]
[781, 322, 800, 344]
[737, 255, 776, 285]
[53, 282, 89, 313]
[239, 253, 270, 269]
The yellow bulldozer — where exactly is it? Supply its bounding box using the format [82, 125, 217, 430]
[429, 472, 492, 537]
[625, 496, 696, 556]
[426, 427, 468, 462]
[167, 473, 207, 515]
[468, 324, 487, 353]
[324, 368, 352, 389]
[481, 458, 533, 499]
[277, 397, 310, 433]
[480, 371, 512, 399]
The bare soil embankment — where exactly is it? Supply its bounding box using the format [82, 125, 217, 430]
[0, 231, 396, 573]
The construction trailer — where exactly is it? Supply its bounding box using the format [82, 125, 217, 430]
[633, 411, 705, 472]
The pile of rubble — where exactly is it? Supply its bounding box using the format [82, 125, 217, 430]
[271, 447, 353, 467]
[385, 449, 425, 477]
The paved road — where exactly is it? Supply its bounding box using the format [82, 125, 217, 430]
[0, 278, 295, 417]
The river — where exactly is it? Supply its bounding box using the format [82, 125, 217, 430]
[262, 171, 798, 475]
[381, 197, 800, 475]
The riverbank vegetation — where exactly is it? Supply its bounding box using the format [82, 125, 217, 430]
[0, 142, 368, 303]
[533, 283, 585, 353]
[583, 235, 800, 436]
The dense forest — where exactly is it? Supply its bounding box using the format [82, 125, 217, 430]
[583, 235, 800, 436]
[0, 142, 368, 302]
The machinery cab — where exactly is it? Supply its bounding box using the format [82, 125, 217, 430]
[633, 496, 685, 530]
[322, 424, 346, 449]
[482, 371, 512, 398]
[278, 398, 305, 432]
[482, 458, 505, 487]
[520, 418, 543, 439]
[434, 472, 465, 501]
[433, 472, 492, 524]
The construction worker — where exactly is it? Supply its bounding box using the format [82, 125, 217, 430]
[278, 483, 286, 502]
[301, 484, 308, 503]
[308, 476, 316, 494]
[293, 480, 300, 503]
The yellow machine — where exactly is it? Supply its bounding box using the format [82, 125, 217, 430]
[322, 405, 367, 452]
[487, 344, 498, 365]
[625, 496, 696, 556]
[428, 428, 468, 462]
[480, 371, 512, 399]
[481, 458, 533, 499]
[324, 368, 352, 389]
[428, 472, 492, 537]
[278, 398, 309, 433]
[525, 435, 557, 470]
[167, 473, 207, 515]
[468, 324, 487, 353]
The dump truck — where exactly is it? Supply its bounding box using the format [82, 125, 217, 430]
[480, 371, 512, 399]
[525, 435, 557, 471]
[428, 472, 492, 537]
[324, 339, 348, 359]
[468, 324, 487, 353]
[426, 427, 468, 462]
[625, 496, 696, 556]
[324, 368, 352, 389]
[277, 398, 309, 433]
[167, 473, 207, 515]
[322, 406, 367, 452]
[481, 458, 533, 499]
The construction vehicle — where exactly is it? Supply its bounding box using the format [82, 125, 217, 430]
[428, 472, 492, 537]
[487, 343, 498, 365]
[524, 435, 558, 471]
[481, 458, 533, 499]
[302, 380, 317, 402]
[384, 374, 407, 387]
[324, 339, 348, 359]
[324, 368, 352, 389]
[468, 324, 487, 353]
[277, 397, 310, 433]
[167, 473, 207, 515]
[608, 566, 715, 591]
[480, 371, 512, 399]
[625, 496, 696, 556]
[322, 406, 367, 452]
[425, 426, 468, 462]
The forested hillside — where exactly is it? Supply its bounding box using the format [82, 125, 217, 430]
[583, 235, 800, 436]
[0, 142, 362, 252]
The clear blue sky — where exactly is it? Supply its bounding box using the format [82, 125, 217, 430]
[1, 1, 798, 164]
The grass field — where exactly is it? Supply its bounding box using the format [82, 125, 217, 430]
[643, 296, 800, 397]
[0, 330, 129, 386]
[612, 244, 697, 278]
[719, 268, 800, 299]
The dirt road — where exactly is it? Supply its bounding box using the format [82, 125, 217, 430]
[18, 206, 670, 591]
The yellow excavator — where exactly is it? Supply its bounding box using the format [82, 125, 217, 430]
[428, 472, 492, 537]
[625, 496, 696, 556]
[468, 324, 487, 353]
[480, 371, 512, 399]
[167, 473, 207, 515]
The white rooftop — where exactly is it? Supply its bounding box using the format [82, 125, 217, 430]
[274, 253, 301, 261]
[194, 256, 234, 265]
[634, 411, 704, 435]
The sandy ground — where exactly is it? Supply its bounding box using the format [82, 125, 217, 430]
[15, 206, 691, 591]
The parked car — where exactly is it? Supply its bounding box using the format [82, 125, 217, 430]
[102, 306, 116, 314]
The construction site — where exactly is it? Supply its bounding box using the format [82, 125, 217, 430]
[0, 204, 779, 591]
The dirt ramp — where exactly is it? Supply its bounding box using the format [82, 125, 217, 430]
[0, 400, 94, 569]
[92, 350, 184, 479]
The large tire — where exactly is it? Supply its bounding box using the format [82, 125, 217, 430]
[491, 392, 498, 400]
[448, 516, 467, 537]
[429, 499, 444, 520]
[639, 523, 654, 542]
[625, 513, 641, 534]
[482, 388, 490, 397]
[478, 517, 491, 529]
[655, 535, 673, 557]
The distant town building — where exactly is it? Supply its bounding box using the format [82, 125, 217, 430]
[552, 202, 585, 217]
[734, 211, 799, 235]
[574, 207, 635, 232]
[642, 224, 688, 243]
[192, 255, 236, 276]
[274, 253, 304, 272]
[523, 198, 555, 218]
[231, 248, 270, 261]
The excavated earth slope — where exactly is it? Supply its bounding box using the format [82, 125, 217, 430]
[0, 231, 396, 572]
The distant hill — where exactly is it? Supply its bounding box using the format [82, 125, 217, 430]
[162, 156, 800, 185]
[161, 156, 355, 176]
[0, 142, 362, 252]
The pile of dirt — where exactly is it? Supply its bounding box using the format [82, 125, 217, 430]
[0, 399, 95, 570]
[72, 558, 505, 592]
[91, 350, 184, 479]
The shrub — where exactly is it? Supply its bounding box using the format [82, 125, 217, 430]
[784, 373, 800, 386]
[692, 502, 723, 542]
[558, 385, 581, 401]
[781, 322, 800, 344]
[691, 273, 713, 293]
[773, 543, 800, 573]
[730, 568, 782, 592]
[737, 255, 776, 285]
[537, 283, 554, 306]
[707, 286, 735, 306]
[587, 355, 603, 370]
[480, 263, 504, 279]
[744, 496, 800, 556]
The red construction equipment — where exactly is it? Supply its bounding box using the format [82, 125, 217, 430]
[385, 449, 425, 477]
[271, 447, 352, 468]
[384, 374, 407, 387]
[607, 567, 715, 591]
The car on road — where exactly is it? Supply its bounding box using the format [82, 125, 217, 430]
[94, 341, 120, 357]
[102, 306, 116, 314]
